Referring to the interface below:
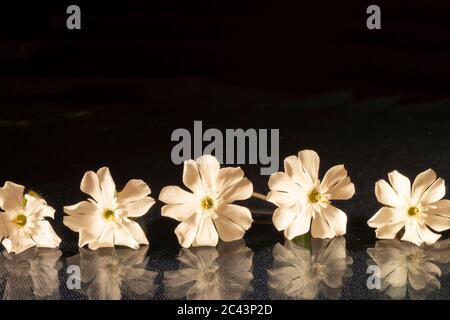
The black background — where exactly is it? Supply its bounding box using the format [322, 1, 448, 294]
[0, 0, 450, 300]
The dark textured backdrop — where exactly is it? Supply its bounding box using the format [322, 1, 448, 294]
[0, 0, 449, 300]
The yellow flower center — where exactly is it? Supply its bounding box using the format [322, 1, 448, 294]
[15, 214, 27, 227]
[408, 207, 420, 217]
[103, 209, 115, 221]
[308, 189, 322, 203]
[200, 197, 214, 210]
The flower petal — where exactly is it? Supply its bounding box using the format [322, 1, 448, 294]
[175, 212, 203, 248]
[284, 155, 311, 186]
[23, 194, 43, 215]
[266, 190, 299, 208]
[368, 207, 402, 228]
[321, 204, 347, 236]
[24, 195, 55, 219]
[374, 220, 404, 239]
[79, 221, 106, 248]
[192, 214, 219, 247]
[64, 201, 99, 216]
[122, 196, 155, 218]
[268, 172, 304, 203]
[197, 155, 220, 194]
[219, 178, 253, 203]
[31, 203, 55, 219]
[0, 181, 25, 213]
[213, 216, 245, 242]
[387, 170, 411, 204]
[29, 220, 61, 248]
[121, 219, 149, 245]
[2, 229, 36, 254]
[326, 177, 355, 200]
[97, 167, 116, 206]
[64, 213, 103, 232]
[183, 159, 205, 196]
[424, 213, 450, 232]
[298, 150, 320, 182]
[311, 210, 334, 238]
[401, 220, 440, 246]
[269, 172, 302, 192]
[0, 216, 7, 239]
[417, 222, 441, 245]
[159, 186, 196, 205]
[80, 171, 103, 204]
[420, 178, 445, 205]
[401, 220, 422, 246]
[412, 169, 437, 203]
[117, 179, 151, 206]
[216, 167, 244, 197]
[111, 223, 140, 249]
[161, 203, 196, 221]
[426, 199, 450, 217]
[272, 207, 297, 231]
[284, 206, 313, 240]
[215, 204, 253, 231]
[88, 224, 115, 250]
[320, 165, 348, 193]
[375, 179, 402, 207]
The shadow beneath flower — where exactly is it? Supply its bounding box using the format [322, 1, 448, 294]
[268, 236, 353, 300]
[0, 248, 62, 300]
[66, 246, 157, 300]
[163, 240, 254, 300]
[367, 239, 450, 300]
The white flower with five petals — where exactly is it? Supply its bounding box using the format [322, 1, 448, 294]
[63, 167, 155, 250]
[368, 169, 450, 246]
[159, 155, 253, 248]
[0, 182, 61, 254]
[267, 150, 355, 239]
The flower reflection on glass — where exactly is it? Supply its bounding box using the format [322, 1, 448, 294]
[159, 155, 254, 248]
[64, 167, 155, 250]
[367, 239, 450, 300]
[0, 248, 62, 300]
[267, 150, 355, 240]
[368, 169, 450, 246]
[268, 236, 353, 300]
[163, 240, 253, 299]
[0, 182, 61, 254]
[66, 246, 157, 300]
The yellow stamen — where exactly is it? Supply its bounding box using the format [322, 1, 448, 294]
[15, 214, 27, 227]
[308, 189, 322, 203]
[200, 197, 214, 210]
[103, 209, 115, 220]
[408, 207, 420, 217]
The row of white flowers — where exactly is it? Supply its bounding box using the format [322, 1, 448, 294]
[0, 150, 449, 254]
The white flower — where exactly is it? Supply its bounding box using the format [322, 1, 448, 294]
[368, 169, 450, 246]
[66, 246, 158, 300]
[63, 167, 155, 250]
[268, 237, 353, 300]
[267, 150, 355, 239]
[159, 155, 253, 248]
[367, 239, 450, 300]
[163, 240, 253, 300]
[0, 182, 61, 254]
